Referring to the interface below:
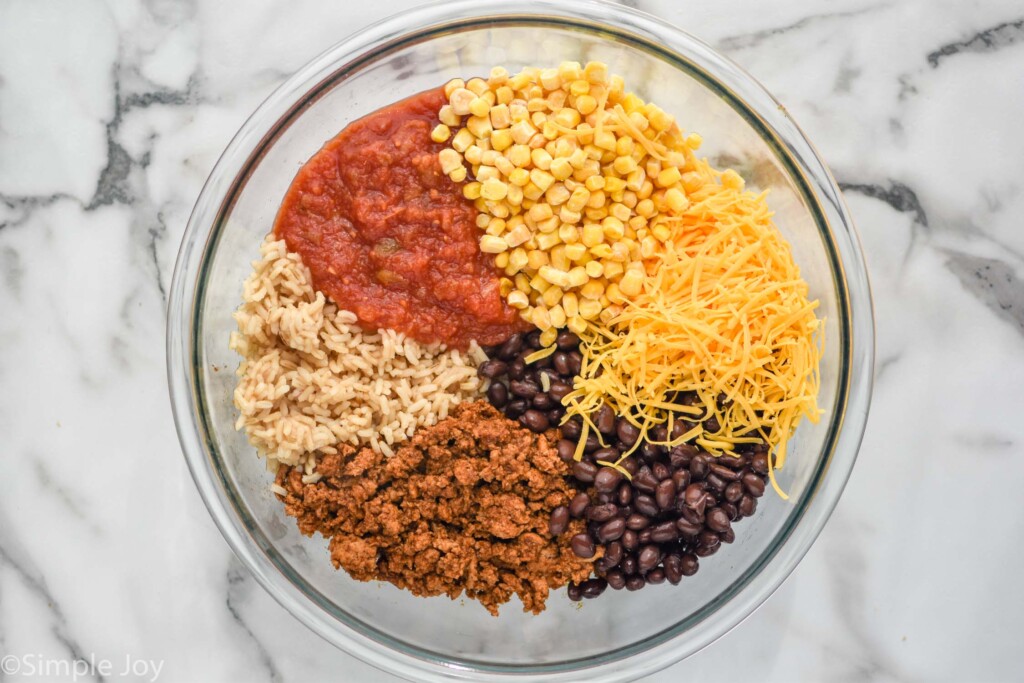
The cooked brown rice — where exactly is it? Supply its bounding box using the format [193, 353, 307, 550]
[230, 235, 487, 472]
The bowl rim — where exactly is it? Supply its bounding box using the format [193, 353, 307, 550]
[167, 1, 875, 680]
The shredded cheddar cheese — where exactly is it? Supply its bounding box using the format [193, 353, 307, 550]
[564, 159, 824, 498]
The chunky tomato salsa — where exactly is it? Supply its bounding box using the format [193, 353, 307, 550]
[273, 88, 528, 349]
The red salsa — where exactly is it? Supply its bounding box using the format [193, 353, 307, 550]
[274, 88, 528, 349]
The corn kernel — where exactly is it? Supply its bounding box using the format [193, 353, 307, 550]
[549, 157, 573, 181]
[664, 187, 689, 213]
[609, 202, 631, 222]
[585, 175, 606, 191]
[479, 235, 508, 253]
[576, 94, 597, 115]
[594, 129, 616, 151]
[578, 298, 602, 319]
[449, 87, 476, 115]
[536, 231, 561, 250]
[584, 61, 608, 84]
[504, 223, 532, 247]
[564, 242, 588, 262]
[656, 166, 682, 188]
[508, 290, 529, 309]
[530, 273, 550, 293]
[511, 120, 537, 145]
[444, 78, 465, 98]
[585, 260, 604, 278]
[540, 68, 561, 90]
[527, 250, 549, 270]
[562, 292, 579, 319]
[618, 268, 644, 297]
[580, 280, 604, 300]
[539, 265, 570, 288]
[532, 305, 552, 330]
[722, 169, 745, 190]
[495, 252, 512, 270]
[480, 178, 508, 201]
[556, 224, 577, 244]
[506, 184, 524, 206]
[548, 304, 567, 328]
[451, 128, 475, 153]
[581, 223, 604, 247]
[449, 167, 467, 182]
[438, 148, 462, 175]
[567, 315, 588, 334]
[652, 223, 672, 243]
[602, 216, 625, 240]
[539, 327, 559, 346]
[542, 285, 564, 308]
[466, 77, 488, 95]
[529, 169, 555, 192]
[686, 132, 703, 149]
[487, 129, 510, 152]
[602, 261, 624, 280]
[613, 155, 637, 175]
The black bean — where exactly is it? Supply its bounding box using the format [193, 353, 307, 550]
[703, 491, 717, 510]
[606, 570, 626, 590]
[567, 582, 582, 601]
[706, 507, 731, 533]
[594, 467, 623, 493]
[616, 419, 640, 447]
[586, 503, 618, 522]
[680, 553, 699, 576]
[690, 454, 709, 480]
[695, 543, 719, 557]
[541, 503, 569, 536]
[556, 439, 576, 463]
[705, 473, 726, 492]
[620, 456, 639, 477]
[486, 382, 508, 408]
[605, 541, 623, 568]
[663, 554, 683, 584]
[646, 568, 666, 585]
[704, 416, 721, 433]
[670, 419, 692, 440]
[477, 359, 508, 379]
[556, 330, 580, 350]
[560, 418, 582, 441]
[751, 452, 769, 474]
[595, 491, 614, 505]
[552, 351, 570, 375]
[639, 442, 662, 461]
[622, 529, 639, 551]
[652, 425, 668, 443]
[598, 518, 626, 542]
[500, 334, 525, 360]
[699, 530, 721, 549]
[652, 462, 671, 481]
[626, 514, 650, 530]
[720, 454, 748, 469]
[669, 443, 698, 468]
[620, 554, 638, 576]
[566, 351, 583, 375]
[722, 502, 739, 521]
[617, 481, 633, 506]
[625, 575, 646, 591]
[650, 521, 679, 543]
[570, 533, 596, 559]
[531, 393, 555, 410]
[675, 517, 702, 537]
[679, 506, 704, 527]
[505, 399, 527, 419]
[634, 494, 659, 517]
[684, 483, 707, 513]
[583, 431, 601, 453]
[508, 359, 526, 381]
[638, 545, 660, 573]
[671, 469, 691, 491]
[521, 410, 550, 433]
[572, 460, 598, 483]
[592, 446, 619, 464]
[509, 379, 539, 399]
[742, 472, 766, 498]
[655, 479, 677, 510]
[709, 463, 740, 481]
[633, 468, 658, 493]
[720, 528, 736, 544]
[638, 528, 653, 545]
[595, 405, 616, 435]
[526, 330, 542, 349]
[549, 380, 572, 401]
[724, 481, 743, 504]
[569, 492, 590, 518]
[581, 578, 607, 599]
[738, 495, 757, 517]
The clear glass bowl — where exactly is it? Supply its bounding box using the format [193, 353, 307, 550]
[166, 1, 874, 680]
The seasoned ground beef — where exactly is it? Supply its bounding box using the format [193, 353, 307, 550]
[276, 401, 593, 615]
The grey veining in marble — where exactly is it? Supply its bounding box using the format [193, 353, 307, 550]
[1, 0, 1022, 681]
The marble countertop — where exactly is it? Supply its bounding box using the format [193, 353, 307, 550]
[2, 0, 1023, 681]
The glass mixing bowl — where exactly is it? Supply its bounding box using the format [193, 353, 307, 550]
[167, 1, 874, 680]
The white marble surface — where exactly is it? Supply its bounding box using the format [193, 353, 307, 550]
[1, 0, 1023, 681]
